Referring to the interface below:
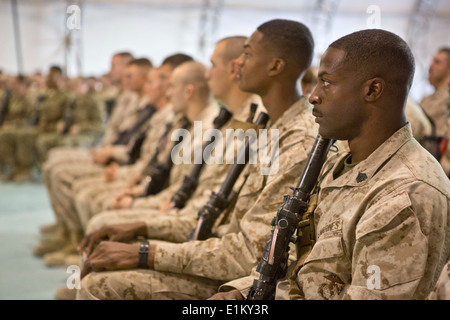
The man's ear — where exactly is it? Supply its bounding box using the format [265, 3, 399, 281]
[268, 58, 286, 77]
[364, 77, 384, 102]
[229, 59, 240, 81]
[184, 84, 195, 99]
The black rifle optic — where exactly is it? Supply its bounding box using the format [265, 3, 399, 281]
[187, 111, 270, 241]
[29, 95, 46, 126]
[246, 135, 335, 300]
[143, 117, 190, 196]
[0, 89, 12, 127]
[113, 104, 157, 145]
[169, 106, 233, 209]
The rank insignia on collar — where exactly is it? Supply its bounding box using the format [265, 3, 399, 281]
[356, 172, 367, 183]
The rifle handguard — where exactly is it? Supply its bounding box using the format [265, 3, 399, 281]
[246, 136, 335, 300]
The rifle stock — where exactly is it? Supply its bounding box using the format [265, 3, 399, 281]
[170, 106, 233, 209]
[187, 111, 270, 241]
[246, 135, 335, 300]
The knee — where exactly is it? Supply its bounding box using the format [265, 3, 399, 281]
[77, 272, 104, 300]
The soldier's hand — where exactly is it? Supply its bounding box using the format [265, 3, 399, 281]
[78, 222, 147, 256]
[56, 121, 64, 134]
[105, 162, 119, 182]
[69, 124, 80, 135]
[111, 194, 134, 209]
[92, 146, 113, 164]
[208, 290, 244, 300]
[80, 241, 139, 279]
[159, 198, 173, 214]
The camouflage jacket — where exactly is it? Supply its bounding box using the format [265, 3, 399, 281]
[281, 124, 450, 300]
[151, 97, 321, 282]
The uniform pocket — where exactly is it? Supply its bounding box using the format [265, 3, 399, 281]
[304, 236, 345, 264]
[355, 191, 413, 241]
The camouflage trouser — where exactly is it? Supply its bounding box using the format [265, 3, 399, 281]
[58, 134, 97, 149]
[36, 133, 60, 163]
[73, 177, 129, 231]
[77, 254, 222, 300]
[49, 162, 105, 233]
[85, 209, 160, 235]
[0, 127, 38, 172]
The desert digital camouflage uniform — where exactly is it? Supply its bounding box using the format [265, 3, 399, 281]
[420, 88, 450, 176]
[82, 95, 265, 230]
[83, 95, 264, 237]
[47, 99, 172, 238]
[405, 97, 432, 142]
[427, 260, 450, 300]
[77, 97, 324, 300]
[35, 92, 104, 160]
[275, 123, 449, 300]
[41, 90, 137, 175]
[40, 95, 151, 244]
[74, 101, 219, 231]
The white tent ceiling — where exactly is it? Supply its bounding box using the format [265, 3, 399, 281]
[0, 0, 449, 102]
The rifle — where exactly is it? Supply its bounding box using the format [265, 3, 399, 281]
[246, 135, 335, 300]
[0, 89, 12, 127]
[113, 104, 157, 145]
[142, 116, 190, 196]
[187, 111, 270, 241]
[62, 98, 77, 134]
[29, 95, 46, 126]
[169, 106, 233, 209]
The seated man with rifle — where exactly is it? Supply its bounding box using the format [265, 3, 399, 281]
[76, 36, 265, 237]
[75, 19, 327, 300]
[212, 29, 450, 301]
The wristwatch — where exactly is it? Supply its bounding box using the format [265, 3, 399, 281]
[139, 240, 150, 269]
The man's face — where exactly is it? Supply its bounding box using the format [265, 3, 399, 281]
[110, 55, 127, 83]
[159, 63, 173, 95]
[166, 68, 188, 114]
[143, 68, 164, 104]
[428, 51, 450, 88]
[236, 31, 273, 95]
[205, 41, 232, 100]
[124, 64, 146, 93]
[46, 70, 62, 89]
[309, 47, 366, 140]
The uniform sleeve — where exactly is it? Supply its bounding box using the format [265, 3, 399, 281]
[153, 130, 314, 281]
[76, 97, 103, 134]
[297, 182, 449, 300]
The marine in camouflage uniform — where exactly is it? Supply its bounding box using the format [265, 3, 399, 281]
[81, 95, 263, 235]
[74, 101, 220, 232]
[0, 86, 69, 180]
[35, 89, 104, 161]
[420, 87, 450, 176]
[0, 79, 32, 180]
[76, 97, 322, 299]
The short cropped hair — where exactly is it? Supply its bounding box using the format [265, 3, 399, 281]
[114, 52, 134, 63]
[330, 29, 415, 92]
[162, 53, 194, 69]
[257, 19, 314, 78]
[217, 36, 247, 63]
[128, 58, 153, 69]
[438, 47, 450, 65]
[49, 65, 63, 75]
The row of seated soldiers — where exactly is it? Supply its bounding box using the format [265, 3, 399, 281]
[2, 20, 450, 300]
[0, 66, 120, 181]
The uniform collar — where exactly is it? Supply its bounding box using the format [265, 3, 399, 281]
[322, 123, 413, 188]
[269, 96, 310, 129]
